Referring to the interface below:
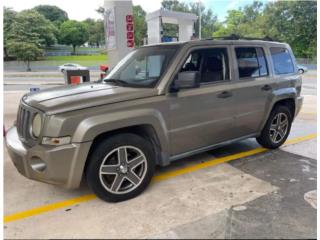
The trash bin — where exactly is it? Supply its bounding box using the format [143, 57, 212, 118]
[64, 70, 90, 85]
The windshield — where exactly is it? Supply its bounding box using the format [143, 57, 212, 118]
[104, 45, 179, 87]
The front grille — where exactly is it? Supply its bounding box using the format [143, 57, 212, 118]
[16, 103, 38, 146]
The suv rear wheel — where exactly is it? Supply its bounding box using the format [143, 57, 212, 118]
[257, 105, 293, 149]
[86, 133, 155, 202]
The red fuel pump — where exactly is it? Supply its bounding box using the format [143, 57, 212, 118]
[100, 65, 109, 80]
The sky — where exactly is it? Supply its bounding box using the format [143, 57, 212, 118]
[4, 0, 270, 22]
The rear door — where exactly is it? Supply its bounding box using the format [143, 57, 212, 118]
[231, 45, 276, 137]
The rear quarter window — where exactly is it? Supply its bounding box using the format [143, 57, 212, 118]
[270, 47, 295, 74]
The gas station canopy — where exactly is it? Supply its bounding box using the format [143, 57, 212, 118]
[146, 9, 198, 24]
[146, 9, 198, 44]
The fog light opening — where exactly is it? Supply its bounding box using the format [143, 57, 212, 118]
[30, 157, 47, 172]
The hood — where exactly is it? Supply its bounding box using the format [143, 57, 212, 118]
[23, 82, 158, 115]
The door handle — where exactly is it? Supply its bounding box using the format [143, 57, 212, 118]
[217, 91, 232, 98]
[261, 84, 272, 91]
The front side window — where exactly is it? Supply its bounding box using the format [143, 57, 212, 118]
[270, 47, 294, 74]
[201, 48, 229, 83]
[104, 46, 178, 87]
[236, 47, 268, 78]
[181, 52, 202, 72]
[180, 48, 229, 83]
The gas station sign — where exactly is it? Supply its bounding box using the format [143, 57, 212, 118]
[104, 0, 134, 67]
[126, 14, 134, 48]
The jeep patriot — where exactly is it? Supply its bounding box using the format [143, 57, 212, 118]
[6, 38, 303, 202]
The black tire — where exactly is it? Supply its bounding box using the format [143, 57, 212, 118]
[256, 105, 293, 149]
[86, 133, 155, 202]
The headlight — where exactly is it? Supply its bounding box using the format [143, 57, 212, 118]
[32, 113, 42, 138]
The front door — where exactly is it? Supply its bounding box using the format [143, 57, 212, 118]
[168, 47, 238, 156]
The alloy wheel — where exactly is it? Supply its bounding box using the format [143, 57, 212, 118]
[269, 112, 289, 144]
[99, 146, 147, 194]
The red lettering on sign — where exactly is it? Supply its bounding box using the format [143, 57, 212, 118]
[126, 15, 133, 22]
[127, 39, 134, 48]
[127, 31, 134, 39]
[126, 23, 133, 31]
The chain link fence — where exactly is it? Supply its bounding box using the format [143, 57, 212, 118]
[296, 58, 317, 70]
[296, 58, 317, 65]
[44, 50, 101, 57]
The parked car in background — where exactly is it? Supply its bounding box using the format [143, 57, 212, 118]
[58, 63, 88, 72]
[297, 64, 308, 74]
[6, 37, 303, 202]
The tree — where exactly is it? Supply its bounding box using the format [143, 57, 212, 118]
[133, 5, 147, 46]
[4, 7, 17, 58]
[189, 2, 219, 39]
[263, 1, 316, 58]
[7, 42, 43, 71]
[212, 0, 316, 58]
[59, 20, 89, 53]
[9, 10, 57, 47]
[162, 0, 189, 12]
[84, 18, 105, 47]
[5, 9, 56, 70]
[33, 5, 68, 25]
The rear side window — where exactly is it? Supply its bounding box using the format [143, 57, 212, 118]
[270, 47, 294, 74]
[235, 47, 268, 78]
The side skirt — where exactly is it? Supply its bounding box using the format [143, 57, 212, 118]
[169, 133, 258, 162]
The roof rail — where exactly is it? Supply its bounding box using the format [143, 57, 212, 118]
[204, 34, 277, 42]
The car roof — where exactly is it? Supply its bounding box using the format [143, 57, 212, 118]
[143, 39, 288, 48]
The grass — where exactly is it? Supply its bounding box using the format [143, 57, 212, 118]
[36, 54, 108, 67]
[45, 54, 107, 61]
[4, 54, 108, 71]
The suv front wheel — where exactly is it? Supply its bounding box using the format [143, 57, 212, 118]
[86, 133, 155, 202]
[257, 105, 293, 149]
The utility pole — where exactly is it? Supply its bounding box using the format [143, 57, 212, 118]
[198, 0, 201, 40]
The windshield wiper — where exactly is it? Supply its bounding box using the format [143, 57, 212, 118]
[104, 79, 128, 86]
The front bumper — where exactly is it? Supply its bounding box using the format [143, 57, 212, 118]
[5, 127, 92, 189]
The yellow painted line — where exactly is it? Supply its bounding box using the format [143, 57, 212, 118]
[4, 133, 316, 224]
[152, 133, 317, 182]
[4, 194, 96, 223]
[283, 133, 317, 145]
[152, 147, 267, 182]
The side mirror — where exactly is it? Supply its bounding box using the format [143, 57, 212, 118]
[298, 65, 307, 74]
[172, 71, 200, 91]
